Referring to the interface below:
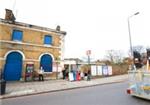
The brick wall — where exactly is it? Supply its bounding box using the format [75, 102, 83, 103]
[0, 22, 64, 80]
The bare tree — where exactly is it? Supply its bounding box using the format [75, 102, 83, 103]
[105, 50, 115, 63]
[132, 45, 145, 54]
[114, 50, 124, 64]
[105, 50, 124, 64]
[128, 45, 145, 57]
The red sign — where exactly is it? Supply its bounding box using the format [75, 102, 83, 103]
[86, 50, 91, 55]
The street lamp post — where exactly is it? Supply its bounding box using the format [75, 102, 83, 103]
[86, 50, 91, 80]
[128, 12, 139, 57]
[127, 12, 139, 69]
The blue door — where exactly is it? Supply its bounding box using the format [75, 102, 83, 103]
[40, 54, 53, 72]
[4, 52, 23, 81]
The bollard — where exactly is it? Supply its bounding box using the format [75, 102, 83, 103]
[0, 79, 6, 95]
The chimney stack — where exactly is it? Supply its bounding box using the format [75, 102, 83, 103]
[5, 9, 16, 23]
[56, 25, 60, 31]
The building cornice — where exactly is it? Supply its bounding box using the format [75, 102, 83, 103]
[0, 18, 66, 36]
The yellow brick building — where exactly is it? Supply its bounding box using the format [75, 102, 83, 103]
[0, 9, 66, 81]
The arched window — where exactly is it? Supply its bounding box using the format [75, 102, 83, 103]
[40, 54, 53, 72]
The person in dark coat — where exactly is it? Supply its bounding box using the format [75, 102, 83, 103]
[87, 69, 91, 81]
[62, 68, 66, 79]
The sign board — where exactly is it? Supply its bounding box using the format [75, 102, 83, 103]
[86, 50, 91, 56]
[97, 66, 102, 76]
[91, 66, 97, 76]
[25, 62, 34, 81]
[69, 72, 74, 81]
[108, 66, 112, 75]
[102, 65, 108, 76]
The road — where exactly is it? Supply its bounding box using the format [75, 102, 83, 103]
[2, 81, 150, 105]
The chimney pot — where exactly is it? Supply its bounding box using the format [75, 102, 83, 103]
[5, 9, 16, 23]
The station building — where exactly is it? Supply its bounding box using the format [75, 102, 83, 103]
[0, 9, 66, 81]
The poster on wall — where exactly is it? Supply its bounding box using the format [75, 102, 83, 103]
[97, 66, 102, 76]
[25, 62, 34, 81]
[102, 65, 108, 76]
[91, 66, 97, 76]
[108, 66, 112, 75]
[69, 72, 74, 81]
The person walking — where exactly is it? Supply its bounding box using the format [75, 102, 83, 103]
[38, 66, 44, 81]
[80, 71, 84, 80]
[62, 68, 66, 79]
[87, 69, 91, 81]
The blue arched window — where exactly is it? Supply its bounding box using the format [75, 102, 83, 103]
[4, 52, 23, 81]
[40, 54, 53, 72]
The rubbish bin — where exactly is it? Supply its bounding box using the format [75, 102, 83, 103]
[0, 79, 6, 95]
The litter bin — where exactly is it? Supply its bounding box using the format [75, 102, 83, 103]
[0, 79, 6, 95]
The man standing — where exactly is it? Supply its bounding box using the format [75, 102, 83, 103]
[38, 67, 44, 81]
[62, 68, 66, 79]
[87, 69, 91, 81]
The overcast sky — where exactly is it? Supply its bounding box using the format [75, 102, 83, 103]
[0, 0, 150, 60]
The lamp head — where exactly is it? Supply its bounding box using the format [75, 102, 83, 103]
[134, 12, 139, 15]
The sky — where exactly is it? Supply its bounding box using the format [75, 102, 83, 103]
[0, 0, 150, 60]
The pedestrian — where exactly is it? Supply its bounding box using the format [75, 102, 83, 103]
[62, 68, 66, 79]
[87, 69, 91, 81]
[80, 71, 84, 80]
[38, 66, 44, 81]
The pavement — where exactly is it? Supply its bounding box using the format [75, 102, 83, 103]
[0, 74, 128, 99]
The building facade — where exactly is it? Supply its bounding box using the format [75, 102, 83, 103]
[0, 9, 66, 81]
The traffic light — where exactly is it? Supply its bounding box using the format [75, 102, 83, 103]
[147, 49, 150, 64]
[133, 51, 142, 68]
